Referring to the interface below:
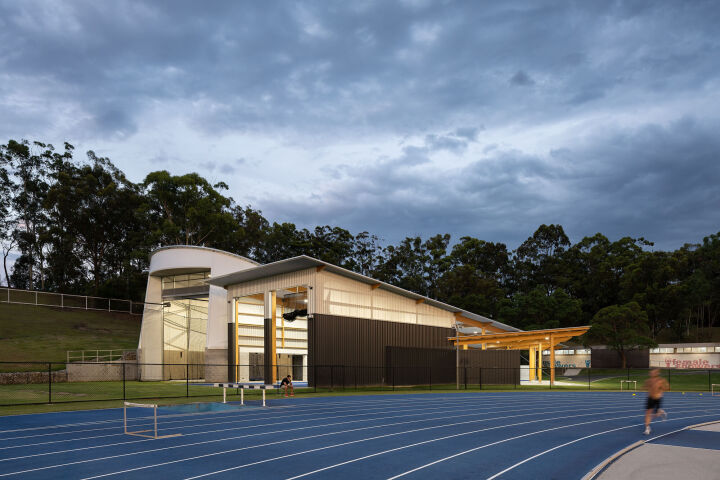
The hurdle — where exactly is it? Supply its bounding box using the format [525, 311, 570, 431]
[213, 383, 278, 406]
[620, 380, 637, 391]
[712, 384, 720, 396]
[123, 402, 182, 439]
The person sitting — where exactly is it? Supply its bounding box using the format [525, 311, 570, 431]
[280, 375, 294, 397]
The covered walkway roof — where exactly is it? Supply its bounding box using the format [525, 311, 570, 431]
[450, 326, 590, 350]
[449, 326, 591, 386]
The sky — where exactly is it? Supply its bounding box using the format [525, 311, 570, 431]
[1, 0, 719, 252]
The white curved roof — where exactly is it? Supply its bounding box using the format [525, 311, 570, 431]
[149, 245, 260, 277]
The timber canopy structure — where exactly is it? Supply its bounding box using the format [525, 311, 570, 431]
[450, 324, 591, 386]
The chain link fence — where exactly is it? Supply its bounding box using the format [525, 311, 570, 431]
[1, 362, 718, 407]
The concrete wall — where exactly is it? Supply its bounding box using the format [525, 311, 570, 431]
[542, 353, 591, 368]
[204, 348, 229, 382]
[0, 370, 67, 385]
[67, 362, 138, 382]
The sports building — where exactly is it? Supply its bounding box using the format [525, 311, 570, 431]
[138, 245, 585, 386]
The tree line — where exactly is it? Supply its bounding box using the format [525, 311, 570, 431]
[2, 139, 719, 343]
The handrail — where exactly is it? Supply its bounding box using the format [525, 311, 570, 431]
[0, 287, 163, 315]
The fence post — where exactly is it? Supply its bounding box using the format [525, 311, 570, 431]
[479, 367, 482, 390]
[48, 363, 52, 403]
[709, 369, 712, 393]
[464, 367, 467, 390]
[186, 364, 189, 397]
[588, 368, 591, 390]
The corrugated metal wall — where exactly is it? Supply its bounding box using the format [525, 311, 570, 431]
[309, 314, 456, 386]
[386, 346, 520, 385]
[591, 348, 649, 368]
[315, 271, 456, 328]
[226, 268, 316, 300]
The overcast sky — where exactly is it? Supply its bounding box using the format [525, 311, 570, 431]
[1, 0, 719, 251]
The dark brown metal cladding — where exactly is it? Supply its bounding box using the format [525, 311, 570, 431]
[227, 322, 237, 382]
[309, 314, 519, 386]
[263, 317, 273, 383]
[591, 348, 649, 368]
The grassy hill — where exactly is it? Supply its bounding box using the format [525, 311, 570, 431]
[0, 303, 141, 364]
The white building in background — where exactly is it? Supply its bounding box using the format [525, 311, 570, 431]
[542, 344, 720, 369]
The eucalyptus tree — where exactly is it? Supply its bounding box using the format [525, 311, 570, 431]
[0, 150, 13, 286]
[511, 224, 570, 295]
[142, 171, 236, 248]
[436, 237, 510, 318]
[584, 301, 656, 368]
[1, 140, 69, 289]
[350, 231, 383, 277]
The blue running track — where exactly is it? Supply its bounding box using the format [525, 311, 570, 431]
[0, 392, 718, 479]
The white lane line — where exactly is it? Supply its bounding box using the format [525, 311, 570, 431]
[386, 410, 720, 480]
[0, 390, 638, 435]
[0, 401, 613, 472]
[0, 390, 651, 438]
[193, 407, 715, 480]
[485, 411, 720, 480]
[0, 394, 586, 453]
[292, 408, 720, 480]
[2, 403, 641, 478]
[1, 399, 573, 460]
[0, 393, 561, 438]
[85, 404, 652, 480]
[0, 396, 580, 451]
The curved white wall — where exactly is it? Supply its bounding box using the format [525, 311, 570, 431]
[139, 246, 259, 379]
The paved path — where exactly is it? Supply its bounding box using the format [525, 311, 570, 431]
[596, 422, 720, 480]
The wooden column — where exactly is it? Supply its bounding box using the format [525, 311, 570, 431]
[528, 347, 536, 381]
[549, 334, 556, 386]
[537, 343, 543, 382]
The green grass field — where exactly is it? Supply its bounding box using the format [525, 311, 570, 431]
[0, 303, 141, 365]
[2, 368, 719, 416]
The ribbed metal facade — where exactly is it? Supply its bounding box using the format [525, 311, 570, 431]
[315, 271, 456, 327]
[226, 268, 316, 300]
[308, 313, 516, 386]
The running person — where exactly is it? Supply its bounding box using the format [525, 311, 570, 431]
[281, 375, 294, 397]
[643, 368, 669, 434]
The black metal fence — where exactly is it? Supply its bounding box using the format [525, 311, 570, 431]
[1, 362, 718, 407]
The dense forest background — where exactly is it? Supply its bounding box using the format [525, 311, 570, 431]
[2, 139, 719, 342]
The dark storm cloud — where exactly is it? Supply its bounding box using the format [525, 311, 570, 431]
[3, 1, 719, 136]
[263, 118, 720, 250]
[510, 71, 534, 87]
[1, 0, 720, 250]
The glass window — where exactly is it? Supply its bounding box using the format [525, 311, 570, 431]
[692, 347, 707, 353]
[161, 272, 210, 290]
